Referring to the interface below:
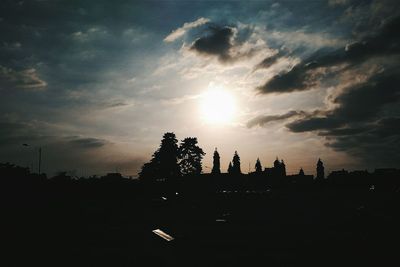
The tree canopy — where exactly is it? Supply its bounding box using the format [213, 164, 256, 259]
[212, 148, 221, 174]
[139, 132, 180, 183]
[232, 151, 241, 174]
[139, 133, 206, 183]
[227, 162, 233, 174]
[178, 137, 205, 176]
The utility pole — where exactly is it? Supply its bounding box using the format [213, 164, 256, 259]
[22, 143, 30, 170]
[38, 147, 42, 175]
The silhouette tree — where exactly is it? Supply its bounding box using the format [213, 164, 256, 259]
[138, 162, 156, 183]
[232, 151, 241, 174]
[139, 132, 180, 183]
[227, 162, 233, 174]
[255, 158, 262, 173]
[178, 137, 205, 176]
[212, 148, 221, 174]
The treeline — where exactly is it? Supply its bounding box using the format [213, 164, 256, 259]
[139, 132, 205, 183]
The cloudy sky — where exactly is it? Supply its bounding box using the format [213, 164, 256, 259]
[1, 0, 399, 176]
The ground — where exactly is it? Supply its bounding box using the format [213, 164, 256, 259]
[2, 181, 400, 266]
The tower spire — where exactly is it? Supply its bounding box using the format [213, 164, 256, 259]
[212, 147, 221, 174]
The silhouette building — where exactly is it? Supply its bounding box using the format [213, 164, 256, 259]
[255, 158, 262, 173]
[316, 158, 325, 179]
[212, 148, 221, 174]
[264, 157, 286, 177]
[287, 167, 314, 184]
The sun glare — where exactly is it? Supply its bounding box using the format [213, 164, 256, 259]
[200, 87, 236, 124]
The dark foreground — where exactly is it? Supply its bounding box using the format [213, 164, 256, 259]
[2, 178, 400, 267]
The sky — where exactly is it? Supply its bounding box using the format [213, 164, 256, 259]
[1, 0, 399, 177]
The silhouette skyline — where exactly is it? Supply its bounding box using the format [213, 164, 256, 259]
[2, 132, 397, 183]
[2, 134, 400, 267]
[2, 140, 400, 266]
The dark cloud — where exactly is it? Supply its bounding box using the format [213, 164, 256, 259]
[249, 65, 400, 166]
[284, 69, 400, 166]
[190, 26, 235, 62]
[257, 64, 321, 93]
[102, 101, 130, 109]
[68, 137, 108, 149]
[257, 15, 400, 94]
[254, 53, 281, 70]
[189, 24, 264, 63]
[323, 117, 400, 167]
[250, 8, 400, 167]
[0, 119, 55, 146]
[0, 0, 156, 93]
[286, 70, 400, 132]
[287, 117, 341, 132]
[318, 126, 369, 136]
[331, 71, 400, 121]
[0, 66, 47, 90]
[247, 110, 307, 128]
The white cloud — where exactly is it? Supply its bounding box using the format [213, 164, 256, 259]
[71, 27, 109, 42]
[161, 93, 201, 105]
[328, 0, 348, 7]
[164, 17, 210, 42]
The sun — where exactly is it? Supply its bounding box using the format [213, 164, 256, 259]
[200, 87, 236, 124]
